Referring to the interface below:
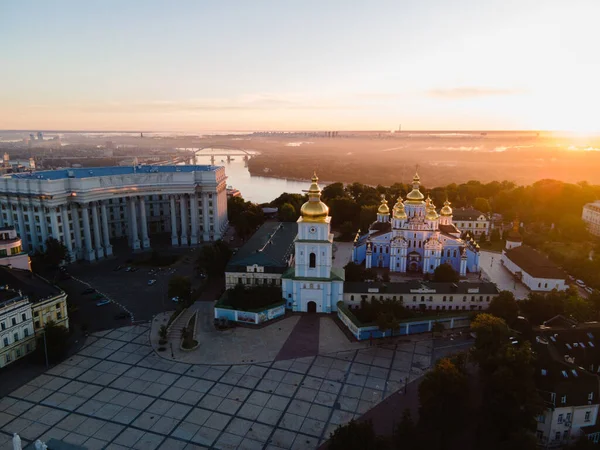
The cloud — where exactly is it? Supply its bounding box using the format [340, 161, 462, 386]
[427, 87, 524, 99]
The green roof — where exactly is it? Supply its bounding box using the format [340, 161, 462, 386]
[226, 222, 297, 272]
[282, 266, 345, 282]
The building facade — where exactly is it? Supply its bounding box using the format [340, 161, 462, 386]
[352, 173, 480, 276]
[282, 174, 344, 313]
[451, 208, 490, 237]
[0, 292, 35, 368]
[0, 227, 30, 271]
[225, 222, 296, 290]
[582, 201, 600, 237]
[343, 281, 499, 312]
[0, 165, 228, 261]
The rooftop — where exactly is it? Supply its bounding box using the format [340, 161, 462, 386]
[344, 280, 499, 295]
[452, 208, 486, 221]
[504, 245, 566, 280]
[0, 266, 62, 303]
[226, 222, 297, 272]
[6, 165, 218, 181]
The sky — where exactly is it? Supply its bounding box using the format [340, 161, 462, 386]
[1, 0, 599, 132]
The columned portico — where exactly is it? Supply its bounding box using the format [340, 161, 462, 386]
[100, 201, 113, 257]
[129, 197, 140, 250]
[60, 205, 74, 260]
[16, 202, 28, 250]
[72, 205, 82, 259]
[81, 204, 95, 261]
[190, 193, 199, 245]
[91, 203, 104, 259]
[139, 197, 150, 249]
[170, 195, 178, 246]
[179, 195, 188, 246]
[202, 192, 210, 242]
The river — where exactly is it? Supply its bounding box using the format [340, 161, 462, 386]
[192, 149, 310, 204]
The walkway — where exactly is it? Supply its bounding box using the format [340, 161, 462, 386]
[275, 315, 320, 361]
[479, 250, 530, 299]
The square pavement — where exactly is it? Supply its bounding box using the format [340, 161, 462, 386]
[0, 324, 432, 449]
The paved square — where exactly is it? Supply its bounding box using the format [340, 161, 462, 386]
[0, 324, 433, 449]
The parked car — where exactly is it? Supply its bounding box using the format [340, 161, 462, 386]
[171, 296, 180, 303]
[585, 286, 594, 294]
[130, 267, 139, 272]
[96, 299, 110, 306]
[124, 267, 132, 272]
[576, 280, 586, 287]
[82, 288, 95, 295]
[148, 279, 157, 286]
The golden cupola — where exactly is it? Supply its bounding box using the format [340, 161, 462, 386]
[440, 199, 453, 216]
[378, 195, 390, 215]
[425, 196, 439, 220]
[405, 172, 425, 204]
[393, 196, 407, 219]
[300, 172, 329, 222]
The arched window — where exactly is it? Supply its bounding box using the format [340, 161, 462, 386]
[453, 250, 457, 257]
[350, 295, 354, 301]
[463, 296, 467, 302]
[443, 296, 446, 302]
[450, 296, 453, 301]
[418, 241, 422, 248]
[447, 250, 450, 257]
[309, 253, 316, 268]
[486, 296, 490, 302]
[421, 296, 425, 302]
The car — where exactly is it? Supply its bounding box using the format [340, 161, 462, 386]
[130, 267, 139, 272]
[96, 299, 110, 306]
[114, 312, 129, 320]
[148, 279, 157, 286]
[124, 267, 132, 272]
[171, 296, 180, 303]
[82, 288, 95, 295]
[576, 279, 586, 287]
[585, 286, 594, 294]
[113, 265, 122, 271]
[198, 273, 206, 278]
[59, 266, 68, 272]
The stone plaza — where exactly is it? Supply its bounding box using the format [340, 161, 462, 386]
[0, 323, 434, 449]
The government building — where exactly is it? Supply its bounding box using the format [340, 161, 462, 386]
[352, 173, 480, 276]
[0, 165, 228, 261]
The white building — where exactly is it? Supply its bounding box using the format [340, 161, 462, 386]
[0, 165, 228, 261]
[582, 201, 600, 237]
[0, 227, 31, 271]
[501, 229, 567, 292]
[451, 208, 490, 237]
[343, 280, 499, 313]
[0, 291, 35, 368]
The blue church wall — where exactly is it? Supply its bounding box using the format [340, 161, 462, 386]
[353, 243, 367, 264]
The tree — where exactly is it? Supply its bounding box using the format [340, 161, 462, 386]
[490, 228, 501, 242]
[473, 197, 491, 213]
[359, 205, 378, 233]
[328, 420, 386, 450]
[339, 221, 356, 240]
[44, 237, 69, 266]
[321, 182, 346, 201]
[278, 203, 297, 222]
[168, 276, 192, 306]
[432, 263, 459, 282]
[158, 325, 167, 345]
[228, 197, 265, 239]
[39, 321, 70, 364]
[344, 262, 366, 282]
[488, 291, 519, 326]
[393, 409, 419, 450]
[418, 358, 469, 449]
[479, 231, 487, 243]
[196, 240, 232, 277]
[470, 313, 510, 373]
[431, 321, 445, 337]
[376, 312, 400, 338]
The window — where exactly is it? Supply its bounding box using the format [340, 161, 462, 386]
[11, 318, 16, 326]
[13, 332, 18, 342]
[35, 321, 40, 328]
[443, 296, 446, 302]
[350, 295, 354, 301]
[557, 414, 563, 424]
[0, 322, 4, 331]
[16, 348, 20, 358]
[566, 413, 571, 422]
[309, 253, 316, 268]
[57, 312, 62, 320]
[561, 395, 567, 404]
[21, 313, 26, 321]
[555, 432, 560, 441]
[3, 337, 8, 346]
[563, 430, 569, 441]
[24, 329, 29, 337]
[449, 296, 453, 302]
[585, 411, 591, 422]
[5, 354, 11, 363]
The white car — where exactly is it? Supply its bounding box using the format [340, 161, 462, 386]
[148, 279, 157, 286]
[576, 280, 586, 287]
[171, 296, 180, 303]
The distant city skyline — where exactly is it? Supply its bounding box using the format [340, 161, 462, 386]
[1, 0, 599, 132]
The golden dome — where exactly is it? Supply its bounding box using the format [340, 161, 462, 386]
[426, 197, 439, 220]
[378, 195, 390, 215]
[405, 172, 425, 204]
[440, 199, 453, 216]
[300, 172, 329, 222]
[393, 196, 407, 219]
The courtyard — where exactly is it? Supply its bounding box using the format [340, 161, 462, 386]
[479, 250, 530, 300]
[0, 323, 438, 450]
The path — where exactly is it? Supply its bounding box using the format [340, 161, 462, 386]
[275, 315, 320, 361]
[479, 250, 529, 299]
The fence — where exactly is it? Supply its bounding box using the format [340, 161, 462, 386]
[337, 301, 471, 340]
[214, 302, 286, 325]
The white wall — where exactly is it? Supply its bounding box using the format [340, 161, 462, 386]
[502, 255, 567, 292]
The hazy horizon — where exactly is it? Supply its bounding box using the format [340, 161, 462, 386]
[2, 0, 600, 133]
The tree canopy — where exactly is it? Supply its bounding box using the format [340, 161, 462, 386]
[196, 240, 232, 277]
[432, 263, 459, 282]
[44, 237, 70, 266]
[168, 276, 192, 306]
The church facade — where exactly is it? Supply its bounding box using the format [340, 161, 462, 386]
[282, 174, 345, 313]
[352, 173, 480, 276]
